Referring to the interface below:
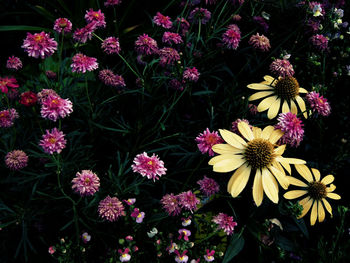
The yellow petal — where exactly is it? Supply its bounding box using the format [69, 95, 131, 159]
[284, 190, 308, 199]
[311, 168, 320, 181]
[209, 154, 236, 165]
[274, 144, 286, 156]
[282, 100, 290, 113]
[321, 175, 334, 185]
[267, 98, 281, 119]
[257, 96, 278, 112]
[276, 157, 291, 175]
[299, 87, 308, 93]
[212, 144, 242, 155]
[252, 127, 262, 138]
[298, 197, 313, 219]
[290, 100, 298, 114]
[238, 121, 254, 141]
[247, 83, 274, 90]
[326, 184, 336, 192]
[271, 161, 285, 175]
[322, 198, 332, 216]
[295, 96, 308, 119]
[262, 168, 279, 204]
[227, 163, 251, 197]
[288, 176, 308, 187]
[253, 169, 264, 206]
[219, 129, 247, 149]
[310, 201, 318, 225]
[263, 75, 275, 84]
[212, 156, 246, 173]
[269, 166, 289, 189]
[268, 129, 284, 144]
[295, 164, 313, 182]
[261, 126, 275, 140]
[327, 193, 341, 200]
[249, 91, 274, 101]
[318, 200, 325, 223]
[284, 158, 306, 165]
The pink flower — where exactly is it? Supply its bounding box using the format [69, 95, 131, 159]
[204, 249, 215, 262]
[81, 232, 91, 243]
[22, 32, 57, 59]
[178, 191, 200, 212]
[310, 34, 328, 51]
[131, 208, 145, 223]
[212, 213, 237, 235]
[40, 94, 73, 122]
[39, 128, 67, 155]
[166, 241, 177, 254]
[104, 0, 122, 7]
[118, 248, 131, 262]
[158, 47, 180, 66]
[197, 176, 219, 197]
[72, 170, 100, 196]
[306, 91, 331, 116]
[46, 70, 57, 80]
[48, 246, 56, 254]
[135, 34, 158, 55]
[123, 198, 136, 205]
[253, 16, 269, 32]
[153, 12, 172, 29]
[5, 150, 28, 170]
[98, 69, 125, 87]
[162, 32, 183, 45]
[132, 152, 167, 181]
[176, 17, 190, 35]
[188, 8, 211, 24]
[53, 18, 72, 33]
[125, 235, 133, 241]
[168, 79, 183, 91]
[248, 104, 258, 115]
[275, 112, 304, 147]
[19, 91, 37, 106]
[222, 24, 241, 50]
[183, 67, 200, 82]
[195, 128, 223, 156]
[161, 193, 182, 216]
[248, 33, 271, 52]
[102, 37, 121, 54]
[178, 229, 191, 241]
[0, 108, 19, 128]
[98, 196, 125, 222]
[175, 250, 189, 263]
[73, 22, 97, 43]
[181, 216, 192, 226]
[6, 56, 22, 70]
[37, 89, 58, 104]
[71, 53, 98, 73]
[269, 59, 295, 77]
[0, 76, 19, 94]
[85, 9, 106, 28]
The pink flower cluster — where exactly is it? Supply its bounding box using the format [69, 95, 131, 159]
[153, 12, 173, 29]
[269, 59, 295, 77]
[73, 22, 97, 43]
[85, 9, 106, 28]
[275, 112, 304, 147]
[197, 176, 220, 196]
[0, 108, 19, 128]
[310, 34, 328, 51]
[71, 53, 98, 73]
[131, 208, 145, 223]
[99, 69, 126, 88]
[19, 91, 37, 106]
[104, 0, 122, 7]
[53, 18, 72, 33]
[161, 190, 200, 216]
[132, 152, 167, 181]
[0, 76, 19, 94]
[40, 94, 73, 122]
[98, 196, 125, 222]
[183, 67, 200, 82]
[6, 56, 22, 70]
[306, 91, 331, 116]
[72, 170, 100, 196]
[222, 24, 241, 50]
[22, 32, 57, 59]
[158, 47, 180, 66]
[5, 150, 28, 170]
[249, 33, 271, 52]
[102, 37, 121, 54]
[212, 213, 238, 235]
[162, 32, 183, 45]
[195, 128, 223, 156]
[135, 34, 159, 55]
[39, 128, 67, 155]
[188, 8, 211, 24]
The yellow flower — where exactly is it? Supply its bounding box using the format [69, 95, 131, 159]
[283, 165, 341, 226]
[247, 75, 308, 119]
[208, 122, 305, 206]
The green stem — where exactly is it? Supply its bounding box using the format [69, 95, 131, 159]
[85, 76, 93, 113]
[118, 53, 141, 79]
[58, 31, 64, 86]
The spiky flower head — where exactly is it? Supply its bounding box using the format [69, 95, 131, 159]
[158, 47, 180, 66]
[98, 196, 125, 222]
[0, 76, 19, 94]
[197, 176, 220, 196]
[275, 112, 304, 147]
[222, 24, 241, 50]
[73, 22, 97, 43]
[5, 150, 28, 170]
[85, 9, 106, 28]
[22, 32, 57, 59]
[104, 0, 122, 6]
[306, 91, 331, 116]
[195, 128, 224, 156]
[162, 32, 183, 45]
[310, 34, 328, 52]
[188, 8, 211, 24]
[0, 108, 19, 128]
[161, 193, 182, 216]
[153, 12, 173, 29]
[135, 34, 158, 55]
[178, 191, 200, 212]
[72, 170, 100, 196]
[212, 213, 237, 235]
[183, 67, 200, 82]
[101, 37, 121, 54]
[39, 128, 67, 155]
[53, 18, 72, 33]
[249, 33, 271, 52]
[71, 53, 98, 73]
[19, 91, 37, 106]
[40, 94, 73, 122]
[6, 56, 22, 70]
[269, 59, 295, 77]
[132, 152, 167, 181]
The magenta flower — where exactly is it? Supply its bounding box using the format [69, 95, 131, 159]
[188, 8, 211, 24]
[158, 47, 180, 66]
[275, 112, 304, 147]
[153, 12, 172, 29]
[222, 24, 241, 50]
[5, 150, 28, 171]
[197, 176, 219, 197]
[118, 248, 131, 262]
[195, 128, 223, 156]
[132, 152, 167, 181]
[166, 241, 177, 254]
[40, 94, 73, 122]
[37, 89, 58, 104]
[310, 34, 328, 51]
[48, 246, 56, 255]
[0, 108, 19, 128]
[6, 56, 22, 70]
[73, 22, 97, 43]
[72, 170, 100, 196]
[98, 69, 125, 87]
[39, 128, 67, 155]
[269, 59, 295, 77]
[22, 32, 57, 59]
[178, 191, 200, 212]
[306, 19, 321, 33]
[53, 18, 72, 33]
[248, 104, 258, 115]
[204, 250, 215, 262]
[123, 198, 136, 205]
[161, 193, 182, 216]
[19, 91, 38, 107]
[212, 213, 238, 235]
[102, 37, 121, 54]
[181, 216, 192, 226]
[98, 196, 125, 222]
[306, 91, 331, 116]
[183, 67, 200, 82]
[168, 79, 183, 91]
[131, 208, 145, 223]
[104, 0, 122, 7]
[174, 250, 189, 263]
[162, 32, 183, 45]
[248, 33, 271, 52]
[176, 17, 190, 35]
[135, 34, 158, 55]
[178, 229, 191, 241]
[0, 76, 19, 94]
[71, 53, 98, 73]
[81, 232, 91, 243]
[85, 9, 106, 28]
[46, 70, 57, 80]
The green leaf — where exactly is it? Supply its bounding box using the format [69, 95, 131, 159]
[0, 25, 51, 32]
[222, 234, 245, 263]
[293, 217, 309, 239]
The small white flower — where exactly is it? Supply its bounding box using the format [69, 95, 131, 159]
[147, 227, 158, 238]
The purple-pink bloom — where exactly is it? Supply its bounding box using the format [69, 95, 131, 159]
[39, 128, 67, 155]
[212, 213, 238, 235]
[101, 37, 121, 54]
[178, 191, 200, 212]
[161, 193, 182, 216]
[40, 94, 73, 122]
[98, 196, 125, 222]
[118, 248, 131, 262]
[248, 33, 271, 52]
[19, 91, 37, 106]
[183, 67, 200, 82]
[188, 8, 211, 24]
[176, 17, 190, 35]
[85, 9, 106, 28]
[197, 176, 219, 196]
[178, 229, 191, 241]
[6, 56, 22, 70]
[132, 152, 167, 181]
[158, 47, 180, 66]
[135, 34, 158, 55]
[275, 112, 304, 147]
[153, 12, 172, 29]
[53, 18, 72, 33]
[253, 16, 269, 32]
[168, 79, 184, 91]
[306, 19, 321, 33]
[306, 91, 331, 116]
[71, 53, 98, 73]
[72, 170, 100, 196]
[0, 76, 19, 94]
[310, 34, 328, 51]
[37, 89, 58, 104]
[99, 69, 125, 87]
[5, 150, 28, 170]
[222, 24, 241, 50]
[269, 59, 295, 77]
[204, 249, 215, 262]
[123, 198, 136, 205]
[131, 208, 145, 223]
[81, 232, 91, 243]
[195, 128, 223, 156]
[22, 32, 57, 59]
[73, 22, 97, 43]
[0, 108, 19, 128]
[104, 0, 122, 6]
[174, 250, 189, 263]
[162, 32, 183, 45]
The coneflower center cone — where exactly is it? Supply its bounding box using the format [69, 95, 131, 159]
[308, 181, 327, 200]
[244, 138, 274, 169]
[275, 76, 300, 100]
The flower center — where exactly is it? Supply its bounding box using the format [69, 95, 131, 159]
[308, 181, 327, 200]
[206, 135, 217, 144]
[49, 137, 57, 144]
[244, 138, 274, 169]
[85, 178, 91, 184]
[34, 34, 43, 42]
[274, 76, 300, 100]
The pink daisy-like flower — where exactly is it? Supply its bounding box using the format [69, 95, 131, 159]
[37, 89, 58, 104]
[275, 112, 304, 147]
[132, 152, 167, 181]
[195, 128, 224, 156]
[19, 91, 37, 107]
[310, 34, 328, 52]
[6, 56, 22, 70]
[0, 108, 19, 128]
[306, 91, 331, 116]
[158, 47, 180, 66]
[131, 208, 145, 223]
[178, 191, 200, 212]
[212, 213, 238, 235]
[183, 67, 200, 82]
[175, 250, 189, 263]
[176, 17, 190, 35]
[161, 193, 182, 216]
[248, 33, 271, 52]
[222, 24, 241, 50]
[73, 22, 97, 43]
[153, 12, 172, 29]
[197, 176, 220, 197]
[5, 150, 28, 171]
[162, 32, 183, 45]
[114, 75, 126, 87]
[72, 170, 100, 196]
[0, 76, 19, 94]
[104, 0, 122, 7]
[118, 248, 131, 262]
[40, 94, 73, 122]
[22, 32, 57, 59]
[98, 196, 125, 222]
[53, 18, 72, 33]
[231, 119, 251, 134]
[71, 53, 98, 73]
[269, 59, 295, 77]
[99, 69, 125, 87]
[85, 9, 106, 28]
[178, 229, 191, 241]
[204, 250, 215, 262]
[188, 8, 211, 24]
[101, 37, 121, 54]
[135, 34, 158, 55]
[81, 232, 91, 243]
[39, 128, 67, 155]
[123, 198, 136, 205]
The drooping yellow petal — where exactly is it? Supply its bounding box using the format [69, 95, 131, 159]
[299, 87, 308, 93]
[269, 165, 289, 189]
[295, 96, 308, 119]
[257, 96, 278, 112]
[247, 83, 274, 90]
[227, 163, 251, 197]
[295, 164, 313, 182]
[310, 201, 318, 225]
[252, 127, 262, 138]
[238, 121, 254, 141]
[219, 129, 247, 149]
[267, 98, 281, 119]
[290, 100, 298, 115]
[327, 193, 341, 200]
[298, 197, 313, 219]
[261, 126, 275, 140]
[318, 200, 325, 223]
[212, 144, 242, 155]
[262, 168, 279, 204]
[249, 91, 274, 101]
[212, 156, 246, 173]
[252, 169, 264, 206]
[276, 157, 291, 175]
[288, 176, 308, 187]
[268, 129, 284, 144]
[274, 144, 286, 156]
[284, 190, 308, 199]
[321, 174, 334, 185]
[284, 158, 306, 165]
[311, 168, 320, 181]
[326, 184, 336, 192]
[322, 198, 332, 216]
[282, 100, 290, 113]
[263, 75, 275, 84]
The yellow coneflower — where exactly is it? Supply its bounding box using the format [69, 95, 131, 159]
[283, 164, 341, 225]
[247, 75, 308, 119]
[208, 122, 306, 206]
